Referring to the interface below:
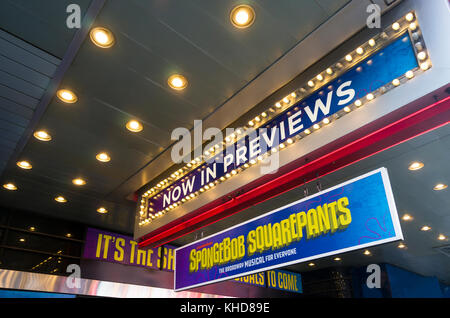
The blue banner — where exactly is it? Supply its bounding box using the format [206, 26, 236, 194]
[146, 32, 418, 215]
[174, 168, 402, 291]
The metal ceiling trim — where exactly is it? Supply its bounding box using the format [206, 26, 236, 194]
[2, 0, 107, 178]
[0, 269, 227, 298]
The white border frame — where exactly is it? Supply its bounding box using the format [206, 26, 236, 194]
[174, 167, 403, 291]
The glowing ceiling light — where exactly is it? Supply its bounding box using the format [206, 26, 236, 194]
[420, 61, 429, 71]
[307, 80, 314, 87]
[3, 183, 17, 191]
[409, 22, 417, 31]
[392, 78, 400, 86]
[326, 68, 333, 75]
[405, 70, 414, 79]
[334, 257, 342, 261]
[392, 22, 400, 31]
[308, 262, 315, 267]
[363, 250, 371, 256]
[438, 234, 447, 241]
[343, 106, 351, 112]
[72, 178, 86, 186]
[366, 93, 374, 101]
[316, 74, 323, 81]
[356, 47, 364, 55]
[433, 183, 447, 191]
[56, 89, 77, 103]
[230, 5, 255, 28]
[368, 38, 376, 47]
[54, 196, 67, 203]
[405, 12, 414, 22]
[354, 99, 362, 107]
[417, 51, 427, 61]
[126, 120, 143, 132]
[90, 27, 115, 48]
[34, 130, 52, 141]
[345, 54, 352, 62]
[402, 214, 413, 221]
[408, 161, 424, 171]
[97, 207, 108, 214]
[322, 118, 330, 125]
[313, 124, 320, 130]
[17, 161, 32, 170]
[96, 152, 111, 162]
[398, 243, 406, 249]
[420, 225, 431, 232]
[168, 74, 188, 90]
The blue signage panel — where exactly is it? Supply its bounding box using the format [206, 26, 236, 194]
[174, 168, 402, 291]
[147, 32, 418, 215]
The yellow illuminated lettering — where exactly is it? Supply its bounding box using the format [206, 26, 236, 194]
[327, 201, 339, 233]
[289, 214, 298, 240]
[280, 219, 292, 246]
[306, 209, 320, 239]
[247, 231, 256, 256]
[95, 234, 102, 258]
[102, 235, 112, 259]
[114, 237, 125, 262]
[296, 212, 307, 240]
[337, 197, 352, 229]
[189, 249, 197, 272]
[129, 240, 138, 264]
[272, 223, 282, 249]
[317, 204, 331, 235]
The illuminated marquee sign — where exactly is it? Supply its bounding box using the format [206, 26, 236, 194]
[83, 228, 175, 271]
[234, 269, 302, 294]
[138, 12, 430, 226]
[174, 168, 403, 291]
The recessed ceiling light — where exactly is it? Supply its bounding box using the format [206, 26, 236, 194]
[3, 183, 17, 191]
[408, 161, 424, 171]
[17, 160, 32, 170]
[33, 130, 52, 141]
[55, 196, 67, 203]
[230, 5, 255, 29]
[334, 257, 342, 261]
[126, 120, 143, 132]
[29, 226, 36, 232]
[56, 89, 77, 103]
[398, 242, 406, 249]
[90, 27, 115, 48]
[438, 234, 447, 241]
[96, 152, 111, 162]
[72, 178, 86, 186]
[66, 233, 72, 238]
[168, 74, 188, 90]
[402, 214, 413, 221]
[420, 225, 431, 231]
[363, 250, 371, 256]
[97, 207, 108, 214]
[433, 183, 447, 191]
[19, 238, 26, 243]
[308, 262, 315, 267]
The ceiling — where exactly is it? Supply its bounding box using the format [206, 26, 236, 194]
[174, 124, 450, 284]
[0, 0, 353, 234]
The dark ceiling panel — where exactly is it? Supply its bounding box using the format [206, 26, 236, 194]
[0, 0, 93, 59]
[0, 0, 354, 234]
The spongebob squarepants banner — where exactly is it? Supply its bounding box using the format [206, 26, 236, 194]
[175, 167, 402, 291]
